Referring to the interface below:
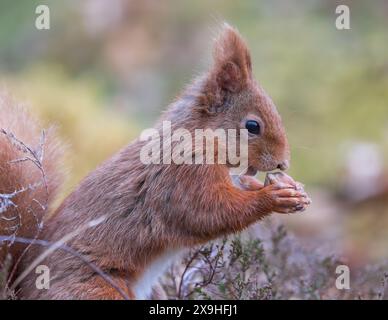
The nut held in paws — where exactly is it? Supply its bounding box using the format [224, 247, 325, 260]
[264, 172, 312, 211]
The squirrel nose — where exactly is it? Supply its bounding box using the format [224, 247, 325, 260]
[277, 160, 289, 171]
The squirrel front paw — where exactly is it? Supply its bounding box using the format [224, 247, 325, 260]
[262, 172, 312, 214]
[261, 182, 311, 214]
[235, 171, 312, 214]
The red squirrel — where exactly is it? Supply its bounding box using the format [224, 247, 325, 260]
[0, 24, 310, 299]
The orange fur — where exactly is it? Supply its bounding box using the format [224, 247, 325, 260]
[0, 93, 65, 278]
[1, 25, 307, 299]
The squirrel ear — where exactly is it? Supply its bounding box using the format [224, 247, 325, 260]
[212, 24, 252, 93]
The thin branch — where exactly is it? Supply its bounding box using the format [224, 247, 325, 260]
[1, 128, 49, 286]
[177, 247, 202, 299]
[0, 232, 130, 300]
[10, 216, 106, 290]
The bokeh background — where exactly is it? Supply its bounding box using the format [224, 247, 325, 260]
[0, 0, 387, 267]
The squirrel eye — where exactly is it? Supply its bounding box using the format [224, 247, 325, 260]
[245, 120, 261, 135]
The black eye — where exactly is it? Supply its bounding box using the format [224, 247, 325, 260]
[245, 120, 261, 135]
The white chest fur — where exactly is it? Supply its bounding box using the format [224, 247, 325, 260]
[133, 249, 184, 299]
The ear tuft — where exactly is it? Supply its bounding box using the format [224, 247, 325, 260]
[212, 23, 252, 92]
[216, 61, 242, 93]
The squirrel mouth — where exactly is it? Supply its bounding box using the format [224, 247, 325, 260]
[245, 166, 258, 176]
[231, 166, 263, 191]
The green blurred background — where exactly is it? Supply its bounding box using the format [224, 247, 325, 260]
[0, 0, 387, 265]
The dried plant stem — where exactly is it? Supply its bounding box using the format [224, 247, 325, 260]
[1, 128, 50, 287]
[9, 216, 106, 290]
[177, 247, 201, 299]
[0, 222, 130, 300]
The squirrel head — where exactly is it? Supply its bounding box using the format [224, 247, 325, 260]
[189, 24, 290, 174]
